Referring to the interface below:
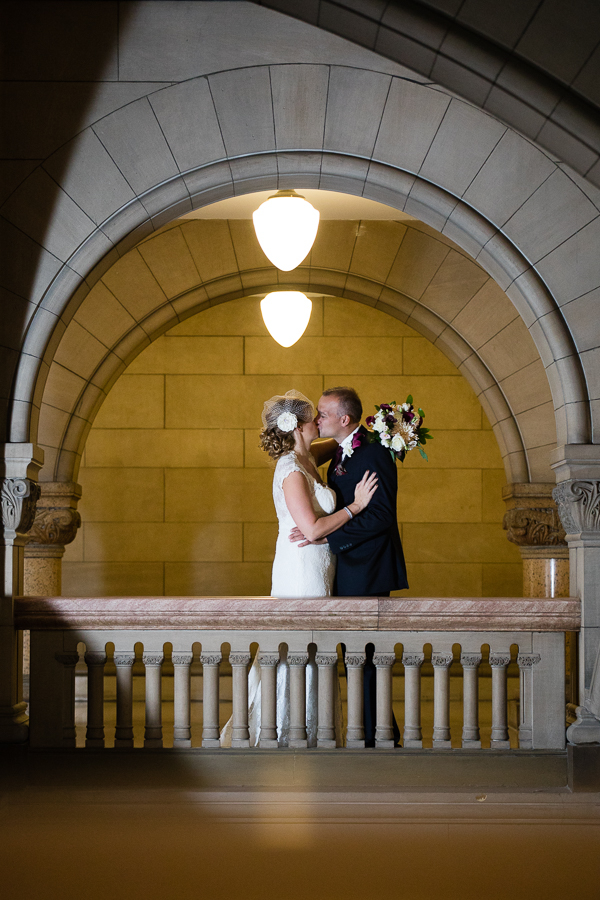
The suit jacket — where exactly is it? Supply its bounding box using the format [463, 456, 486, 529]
[326, 425, 409, 596]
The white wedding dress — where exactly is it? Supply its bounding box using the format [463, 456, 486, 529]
[220, 451, 340, 748]
[271, 451, 337, 597]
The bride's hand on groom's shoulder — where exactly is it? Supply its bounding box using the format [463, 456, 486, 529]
[289, 526, 327, 547]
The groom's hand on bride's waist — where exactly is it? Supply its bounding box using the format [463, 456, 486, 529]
[289, 527, 327, 547]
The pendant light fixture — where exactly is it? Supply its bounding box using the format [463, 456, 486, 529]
[260, 291, 312, 347]
[252, 190, 320, 271]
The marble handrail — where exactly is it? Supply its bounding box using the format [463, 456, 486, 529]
[15, 595, 580, 632]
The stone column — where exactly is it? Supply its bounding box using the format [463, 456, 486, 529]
[230, 651, 250, 748]
[316, 652, 338, 748]
[23, 482, 82, 596]
[373, 653, 395, 748]
[345, 653, 366, 749]
[288, 652, 308, 749]
[200, 652, 221, 748]
[258, 652, 279, 748]
[0, 443, 42, 742]
[432, 651, 453, 749]
[173, 652, 193, 748]
[402, 652, 424, 748]
[551, 447, 600, 744]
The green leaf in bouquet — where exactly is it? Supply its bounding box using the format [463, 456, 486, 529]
[418, 408, 425, 417]
[406, 394, 413, 404]
[418, 446, 429, 461]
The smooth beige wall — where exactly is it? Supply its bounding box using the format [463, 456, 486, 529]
[62, 295, 521, 597]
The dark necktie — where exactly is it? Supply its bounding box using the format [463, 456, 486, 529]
[334, 444, 343, 467]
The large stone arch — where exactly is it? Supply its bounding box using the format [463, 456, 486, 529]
[39, 215, 551, 487]
[2, 64, 597, 456]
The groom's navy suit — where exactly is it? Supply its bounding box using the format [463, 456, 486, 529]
[326, 425, 408, 746]
[326, 426, 408, 596]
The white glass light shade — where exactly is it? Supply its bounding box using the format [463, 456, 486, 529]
[260, 292, 312, 348]
[252, 191, 320, 271]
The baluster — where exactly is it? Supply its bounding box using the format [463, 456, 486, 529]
[230, 652, 251, 748]
[200, 652, 221, 748]
[288, 653, 309, 748]
[517, 653, 541, 749]
[402, 652, 424, 748]
[173, 652, 193, 748]
[489, 651, 511, 749]
[432, 652, 453, 749]
[316, 652, 338, 748]
[114, 652, 135, 748]
[143, 651, 164, 749]
[258, 652, 279, 748]
[84, 650, 107, 748]
[460, 652, 482, 748]
[55, 652, 78, 748]
[346, 653, 366, 749]
[374, 653, 396, 749]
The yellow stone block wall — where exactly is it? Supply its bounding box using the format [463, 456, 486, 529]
[62, 296, 522, 597]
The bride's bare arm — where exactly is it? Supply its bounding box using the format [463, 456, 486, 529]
[282, 470, 378, 542]
[309, 438, 338, 467]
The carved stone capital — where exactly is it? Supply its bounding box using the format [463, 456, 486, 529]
[1, 477, 40, 539]
[84, 651, 106, 667]
[315, 652, 338, 667]
[489, 652, 511, 668]
[503, 507, 566, 546]
[402, 653, 424, 668]
[172, 653, 193, 666]
[345, 653, 366, 667]
[23, 481, 82, 548]
[114, 653, 136, 668]
[257, 652, 280, 667]
[142, 654, 163, 667]
[229, 652, 250, 666]
[432, 652, 453, 668]
[200, 653, 222, 666]
[288, 653, 309, 666]
[461, 653, 482, 668]
[55, 652, 79, 668]
[517, 653, 541, 668]
[373, 653, 396, 667]
[553, 480, 600, 536]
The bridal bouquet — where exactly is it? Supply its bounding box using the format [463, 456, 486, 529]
[366, 396, 432, 462]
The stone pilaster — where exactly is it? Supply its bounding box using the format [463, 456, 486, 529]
[23, 482, 82, 596]
[551, 445, 600, 745]
[0, 443, 43, 742]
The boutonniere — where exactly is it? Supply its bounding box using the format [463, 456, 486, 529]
[335, 431, 366, 476]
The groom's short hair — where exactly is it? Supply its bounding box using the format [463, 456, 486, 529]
[322, 386, 362, 424]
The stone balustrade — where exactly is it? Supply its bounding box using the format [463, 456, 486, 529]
[15, 596, 580, 752]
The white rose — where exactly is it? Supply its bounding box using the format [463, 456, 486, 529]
[277, 411, 298, 432]
[373, 418, 386, 433]
[391, 433, 405, 452]
[401, 402, 410, 411]
[342, 445, 354, 460]
[380, 433, 391, 446]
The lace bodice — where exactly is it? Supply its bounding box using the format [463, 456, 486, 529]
[273, 452, 336, 525]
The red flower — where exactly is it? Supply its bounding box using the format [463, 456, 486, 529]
[351, 432, 364, 450]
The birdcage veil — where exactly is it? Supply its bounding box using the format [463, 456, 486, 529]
[261, 389, 315, 431]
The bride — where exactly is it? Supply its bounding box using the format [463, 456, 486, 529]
[261, 390, 377, 598]
[220, 391, 377, 749]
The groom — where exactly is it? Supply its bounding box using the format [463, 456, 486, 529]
[291, 386, 408, 746]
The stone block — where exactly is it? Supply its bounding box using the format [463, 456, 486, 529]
[403, 337, 459, 375]
[323, 67, 391, 157]
[374, 78, 451, 173]
[398, 468, 482, 523]
[482, 469, 508, 523]
[126, 336, 243, 375]
[92, 98, 179, 195]
[537, 215, 600, 305]
[180, 220, 239, 284]
[43, 363, 86, 414]
[560, 287, 600, 353]
[309, 220, 361, 272]
[324, 296, 417, 337]
[84, 428, 243, 468]
[37, 404, 69, 452]
[245, 336, 404, 375]
[386, 228, 450, 300]
[149, 78, 225, 172]
[517, 401, 557, 450]
[349, 221, 407, 283]
[53, 320, 108, 382]
[478, 317, 540, 382]
[165, 469, 274, 522]
[101, 250, 167, 320]
[399, 563, 483, 598]
[62, 562, 165, 597]
[402, 430, 503, 470]
[164, 562, 272, 596]
[419, 250, 489, 321]
[209, 68, 275, 156]
[482, 563, 522, 598]
[82, 521, 242, 563]
[165, 375, 323, 430]
[500, 359, 553, 415]
[244, 430, 271, 469]
[271, 64, 329, 149]
[137, 227, 201, 300]
[78, 467, 164, 523]
[92, 375, 164, 429]
[503, 169, 598, 264]
[74, 281, 137, 350]
[403, 522, 521, 564]
[243, 523, 279, 562]
[44, 128, 137, 226]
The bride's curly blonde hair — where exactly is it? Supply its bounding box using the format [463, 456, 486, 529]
[260, 390, 315, 461]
